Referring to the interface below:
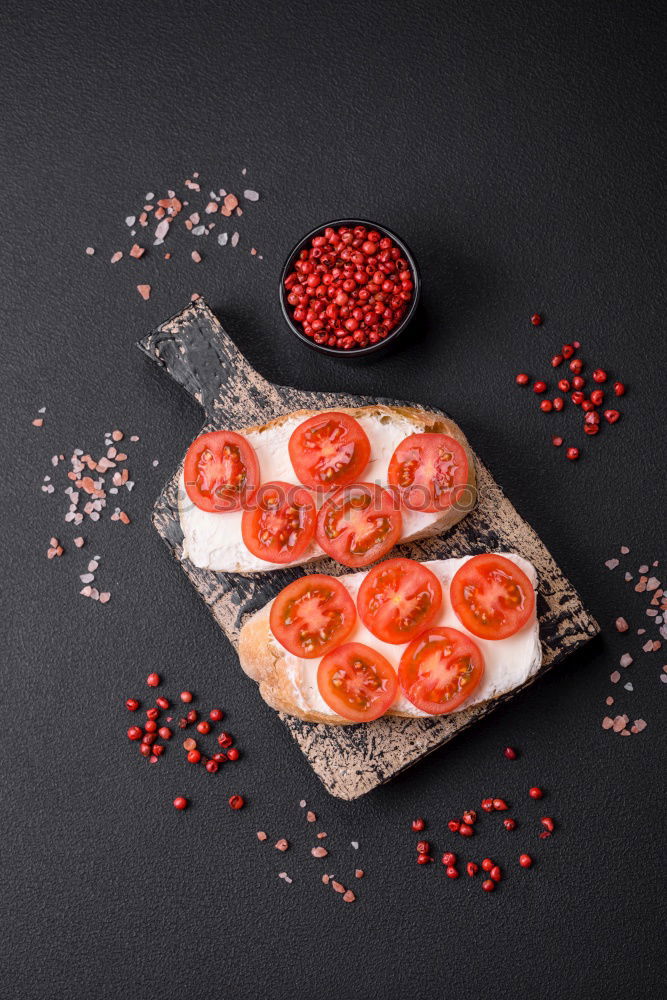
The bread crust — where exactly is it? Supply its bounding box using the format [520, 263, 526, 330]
[182, 404, 477, 575]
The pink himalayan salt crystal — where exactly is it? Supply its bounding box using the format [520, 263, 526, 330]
[256, 831, 267, 842]
[602, 717, 614, 730]
[343, 890, 356, 902]
[311, 847, 328, 858]
[615, 618, 629, 632]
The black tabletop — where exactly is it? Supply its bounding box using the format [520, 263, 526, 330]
[2, 2, 665, 999]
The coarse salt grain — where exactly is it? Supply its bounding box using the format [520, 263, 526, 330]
[605, 559, 619, 570]
[85, 247, 95, 255]
[311, 847, 328, 858]
[615, 618, 629, 632]
[137, 284, 151, 300]
[620, 653, 633, 667]
[299, 800, 306, 808]
[351, 841, 359, 850]
[243, 189, 259, 201]
[306, 811, 316, 822]
[111, 251, 123, 264]
[610, 671, 621, 683]
[343, 890, 356, 903]
[331, 881, 345, 893]
[257, 831, 267, 841]
[231, 232, 239, 247]
[275, 839, 289, 852]
[191, 251, 202, 263]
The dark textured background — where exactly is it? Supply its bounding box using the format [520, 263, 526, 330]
[1, 2, 665, 998]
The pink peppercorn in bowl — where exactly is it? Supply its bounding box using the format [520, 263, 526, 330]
[280, 219, 420, 358]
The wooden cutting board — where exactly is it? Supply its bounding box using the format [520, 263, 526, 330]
[138, 298, 599, 800]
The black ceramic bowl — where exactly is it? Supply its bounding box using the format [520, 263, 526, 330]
[279, 219, 420, 358]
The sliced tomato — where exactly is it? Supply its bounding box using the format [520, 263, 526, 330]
[450, 554, 535, 640]
[241, 481, 317, 564]
[184, 430, 260, 513]
[289, 412, 371, 491]
[317, 642, 398, 722]
[357, 558, 443, 644]
[398, 626, 484, 715]
[387, 433, 469, 513]
[316, 482, 402, 569]
[269, 574, 356, 658]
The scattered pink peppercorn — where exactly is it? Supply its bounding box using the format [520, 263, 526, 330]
[218, 731, 233, 748]
[442, 852, 457, 866]
[446, 866, 459, 879]
[566, 447, 580, 461]
[448, 819, 461, 833]
[552, 436, 563, 447]
[533, 380, 547, 394]
[417, 854, 432, 865]
[503, 746, 517, 760]
[158, 726, 172, 740]
[515, 373, 530, 386]
[462, 810, 477, 825]
[125, 698, 140, 711]
[459, 823, 474, 837]
[209, 708, 224, 721]
[482, 879, 495, 892]
[228, 795, 245, 810]
[529, 787, 544, 799]
[541, 817, 555, 833]
[411, 818, 425, 832]
[416, 840, 430, 854]
[205, 760, 219, 774]
[481, 858, 494, 872]
[180, 691, 193, 703]
[493, 798, 508, 811]
[519, 854, 533, 868]
[146, 672, 160, 687]
[187, 750, 201, 763]
[173, 796, 188, 810]
[503, 818, 517, 831]
[481, 798, 494, 812]
[156, 696, 170, 710]
[613, 381, 626, 396]
[531, 313, 542, 326]
[226, 747, 240, 761]
[196, 720, 211, 735]
[467, 862, 478, 877]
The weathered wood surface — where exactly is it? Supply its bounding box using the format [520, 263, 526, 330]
[138, 298, 599, 800]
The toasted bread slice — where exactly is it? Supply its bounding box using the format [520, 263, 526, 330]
[239, 555, 542, 725]
[179, 405, 477, 574]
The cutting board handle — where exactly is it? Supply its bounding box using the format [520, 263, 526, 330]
[137, 297, 280, 419]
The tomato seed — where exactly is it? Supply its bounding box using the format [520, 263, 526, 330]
[125, 698, 140, 711]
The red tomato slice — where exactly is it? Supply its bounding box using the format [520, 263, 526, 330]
[357, 558, 443, 644]
[387, 433, 469, 513]
[450, 554, 535, 640]
[184, 430, 260, 513]
[289, 412, 371, 491]
[398, 626, 484, 715]
[317, 642, 398, 722]
[241, 481, 317, 564]
[269, 574, 357, 658]
[316, 482, 402, 568]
